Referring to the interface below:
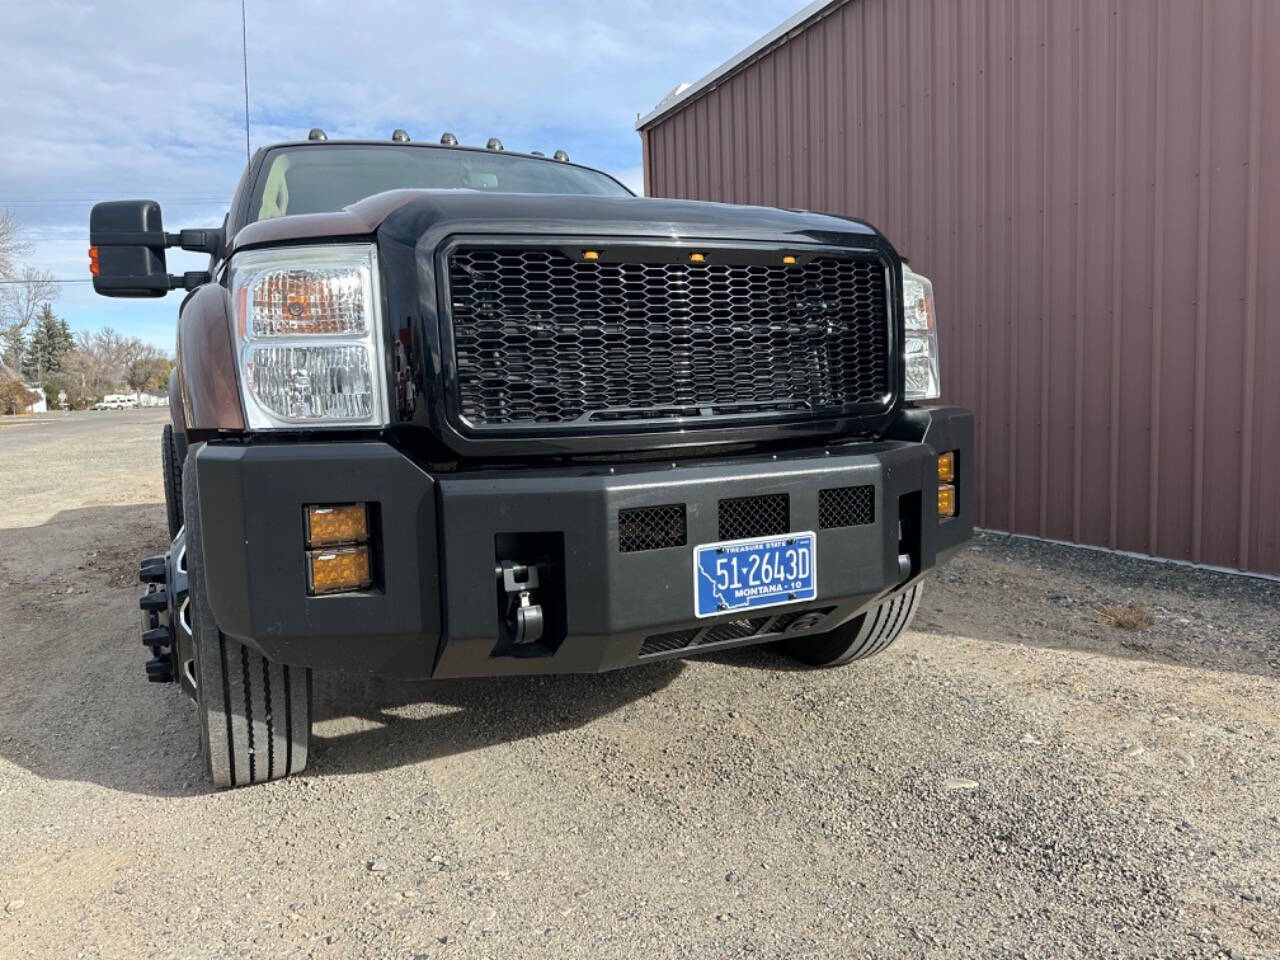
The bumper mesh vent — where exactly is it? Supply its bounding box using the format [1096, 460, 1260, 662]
[446, 247, 890, 428]
[699, 617, 770, 645]
[638, 628, 700, 657]
[618, 504, 687, 553]
[718, 494, 789, 541]
[818, 485, 875, 529]
[638, 607, 836, 657]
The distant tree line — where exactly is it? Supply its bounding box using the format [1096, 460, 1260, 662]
[0, 210, 173, 413]
[2, 310, 173, 412]
[0, 209, 57, 369]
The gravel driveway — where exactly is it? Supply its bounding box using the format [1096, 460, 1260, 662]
[1, 410, 1277, 959]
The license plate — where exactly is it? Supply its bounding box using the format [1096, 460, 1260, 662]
[693, 532, 817, 618]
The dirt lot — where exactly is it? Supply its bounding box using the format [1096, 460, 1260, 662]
[1, 410, 1277, 959]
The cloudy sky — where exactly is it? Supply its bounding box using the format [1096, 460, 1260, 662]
[2, 0, 806, 350]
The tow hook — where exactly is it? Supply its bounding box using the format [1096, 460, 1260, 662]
[137, 527, 190, 689]
[497, 560, 544, 646]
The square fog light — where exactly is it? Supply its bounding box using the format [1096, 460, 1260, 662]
[306, 503, 369, 547]
[307, 545, 372, 595]
[938, 483, 956, 520]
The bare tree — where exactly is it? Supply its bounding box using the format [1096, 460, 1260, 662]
[1, 266, 58, 365]
[63, 330, 117, 396]
[0, 211, 59, 368]
[61, 327, 171, 397]
[0, 210, 29, 280]
[121, 339, 171, 393]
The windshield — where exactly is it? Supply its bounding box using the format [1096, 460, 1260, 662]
[250, 144, 630, 220]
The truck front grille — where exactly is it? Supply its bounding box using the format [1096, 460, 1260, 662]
[445, 246, 891, 429]
[618, 503, 687, 553]
[818, 485, 875, 529]
[718, 494, 789, 541]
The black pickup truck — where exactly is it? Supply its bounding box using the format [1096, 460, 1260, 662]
[89, 131, 972, 788]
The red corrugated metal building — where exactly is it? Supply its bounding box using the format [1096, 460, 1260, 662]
[638, 0, 1279, 576]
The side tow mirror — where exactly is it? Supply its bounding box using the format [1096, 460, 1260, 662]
[89, 200, 172, 297]
[89, 201, 219, 298]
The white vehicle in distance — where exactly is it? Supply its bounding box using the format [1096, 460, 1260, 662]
[93, 394, 139, 411]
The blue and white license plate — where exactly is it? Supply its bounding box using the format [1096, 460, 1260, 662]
[693, 532, 817, 618]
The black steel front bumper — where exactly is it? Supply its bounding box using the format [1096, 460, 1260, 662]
[196, 406, 972, 679]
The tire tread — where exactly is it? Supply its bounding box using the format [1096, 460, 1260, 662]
[161, 424, 183, 539]
[777, 583, 923, 667]
[183, 453, 310, 788]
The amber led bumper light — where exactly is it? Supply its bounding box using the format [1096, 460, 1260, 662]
[937, 451, 955, 484]
[938, 484, 956, 519]
[307, 546, 372, 595]
[305, 503, 369, 547]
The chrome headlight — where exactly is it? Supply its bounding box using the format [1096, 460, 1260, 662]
[229, 244, 387, 429]
[902, 265, 941, 401]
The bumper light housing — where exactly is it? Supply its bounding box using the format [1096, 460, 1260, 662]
[938, 483, 956, 519]
[306, 503, 369, 547]
[307, 545, 373, 595]
[937, 451, 955, 484]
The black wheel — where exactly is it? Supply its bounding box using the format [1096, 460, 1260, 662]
[161, 423, 183, 540]
[183, 452, 311, 787]
[776, 584, 923, 667]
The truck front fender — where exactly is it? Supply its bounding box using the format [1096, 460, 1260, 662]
[176, 284, 245, 436]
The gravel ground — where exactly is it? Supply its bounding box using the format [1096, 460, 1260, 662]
[0, 410, 1277, 960]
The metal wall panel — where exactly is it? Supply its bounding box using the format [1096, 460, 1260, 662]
[641, 0, 1279, 575]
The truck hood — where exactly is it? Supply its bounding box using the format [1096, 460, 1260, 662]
[231, 189, 883, 253]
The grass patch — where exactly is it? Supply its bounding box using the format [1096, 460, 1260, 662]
[1096, 603, 1155, 631]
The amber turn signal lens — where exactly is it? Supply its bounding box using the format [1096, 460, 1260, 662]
[88, 246, 100, 276]
[305, 503, 369, 547]
[583, 250, 600, 261]
[782, 255, 797, 265]
[938, 483, 956, 519]
[689, 252, 706, 263]
[307, 545, 372, 595]
[937, 451, 955, 483]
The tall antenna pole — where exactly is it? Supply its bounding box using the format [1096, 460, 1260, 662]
[241, 0, 251, 160]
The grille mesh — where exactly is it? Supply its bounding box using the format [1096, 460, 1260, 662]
[618, 504, 687, 553]
[819, 485, 876, 529]
[447, 248, 889, 427]
[718, 494, 789, 541]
